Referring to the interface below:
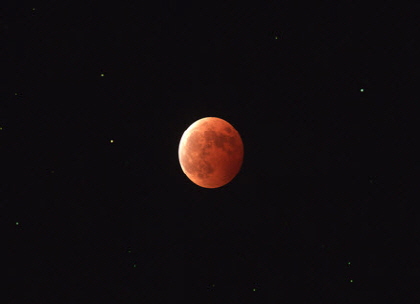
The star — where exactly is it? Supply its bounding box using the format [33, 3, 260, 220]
[207, 284, 216, 291]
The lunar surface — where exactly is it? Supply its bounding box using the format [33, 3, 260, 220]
[178, 117, 244, 188]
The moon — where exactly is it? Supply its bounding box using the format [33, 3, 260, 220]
[178, 117, 244, 188]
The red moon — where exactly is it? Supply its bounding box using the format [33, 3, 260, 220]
[178, 117, 244, 188]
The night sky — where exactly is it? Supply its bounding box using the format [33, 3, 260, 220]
[3, 1, 417, 303]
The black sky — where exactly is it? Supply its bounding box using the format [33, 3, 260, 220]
[3, 1, 417, 303]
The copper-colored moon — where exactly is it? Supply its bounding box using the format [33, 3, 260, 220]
[178, 117, 244, 188]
